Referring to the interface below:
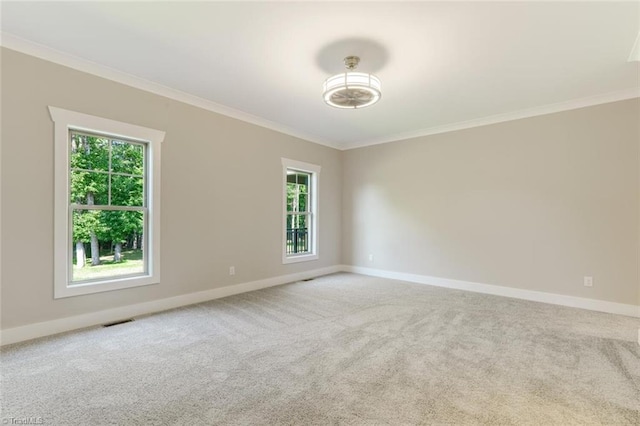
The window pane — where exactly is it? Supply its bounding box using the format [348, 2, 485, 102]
[287, 214, 308, 230]
[298, 193, 308, 213]
[287, 187, 309, 212]
[286, 173, 297, 185]
[286, 183, 296, 212]
[70, 133, 109, 171]
[286, 214, 309, 254]
[111, 175, 144, 206]
[71, 171, 108, 205]
[298, 214, 308, 229]
[111, 140, 144, 175]
[71, 209, 145, 283]
[297, 173, 309, 193]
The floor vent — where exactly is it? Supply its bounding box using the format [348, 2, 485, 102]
[302, 278, 315, 281]
[103, 319, 134, 327]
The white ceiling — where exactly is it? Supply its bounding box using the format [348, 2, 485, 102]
[2, 1, 639, 150]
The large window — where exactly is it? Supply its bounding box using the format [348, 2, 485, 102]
[282, 158, 320, 264]
[50, 107, 164, 298]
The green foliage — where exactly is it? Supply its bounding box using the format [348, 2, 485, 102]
[111, 175, 143, 206]
[111, 140, 144, 176]
[100, 211, 143, 244]
[70, 132, 145, 255]
[286, 171, 310, 232]
[70, 134, 109, 204]
[286, 172, 309, 214]
[72, 210, 105, 242]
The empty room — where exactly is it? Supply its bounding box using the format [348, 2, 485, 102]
[1, 1, 639, 425]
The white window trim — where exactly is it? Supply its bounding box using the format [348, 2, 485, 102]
[49, 106, 165, 298]
[281, 158, 320, 264]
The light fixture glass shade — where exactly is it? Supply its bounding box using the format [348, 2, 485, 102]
[323, 71, 381, 109]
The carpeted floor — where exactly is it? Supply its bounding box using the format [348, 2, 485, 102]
[1, 272, 639, 425]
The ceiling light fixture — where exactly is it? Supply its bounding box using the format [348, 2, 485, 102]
[323, 56, 381, 109]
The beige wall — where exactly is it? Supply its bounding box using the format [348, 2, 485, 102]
[1, 48, 342, 329]
[2, 47, 639, 333]
[343, 99, 640, 306]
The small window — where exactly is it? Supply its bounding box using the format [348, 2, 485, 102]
[50, 107, 165, 298]
[282, 158, 320, 264]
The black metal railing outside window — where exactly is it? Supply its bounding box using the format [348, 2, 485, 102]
[286, 228, 309, 254]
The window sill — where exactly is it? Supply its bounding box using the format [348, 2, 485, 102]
[54, 274, 159, 299]
[282, 253, 319, 265]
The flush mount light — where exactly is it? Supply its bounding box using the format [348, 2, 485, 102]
[323, 56, 381, 109]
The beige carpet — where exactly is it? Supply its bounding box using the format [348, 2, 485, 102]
[1, 272, 639, 425]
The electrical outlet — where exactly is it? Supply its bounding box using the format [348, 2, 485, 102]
[583, 276, 593, 287]
[229, 266, 235, 276]
[368, 254, 374, 262]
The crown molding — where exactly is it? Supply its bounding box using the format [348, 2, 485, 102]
[344, 88, 640, 150]
[2, 32, 638, 152]
[0, 32, 339, 150]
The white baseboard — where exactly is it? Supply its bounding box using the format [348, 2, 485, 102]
[0, 265, 342, 346]
[342, 265, 640, 318]
[3, 264, 638, 346]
